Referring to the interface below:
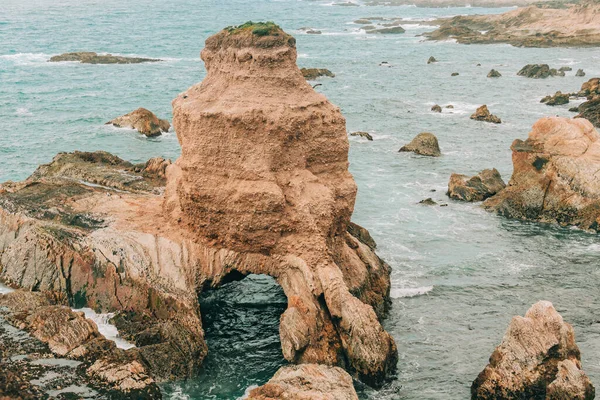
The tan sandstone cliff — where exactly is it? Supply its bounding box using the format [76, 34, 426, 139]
[0, 22, 397, 393]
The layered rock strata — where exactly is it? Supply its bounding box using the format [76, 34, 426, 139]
[0, 22, 397, 392]
[425, 2, 600, 47]
[472, 301, 594, 400]
[484, 117, 600, 230]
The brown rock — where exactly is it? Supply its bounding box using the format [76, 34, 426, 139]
[487, 69, 501, 78]
[248, 364, 359, 400]
[483, 117, 600, 230]
[451, 72, 459, 76]
[447, 169, 505, 202]
[49, 52, 161, 64]
[576, 69, 586, 77]
[576, 96, 600, 127]
[350, 131, 374, 141]
[471, 301, 594, 400]
[418, 198, 437, 205]
[579, 78, 600, 98]
[399, 132, 441, 157]
[300, 68, 335, 80]
[541, 91, 570, 106]
[518, 64, 555, 79]
[427, 56, 437, 64]
[470, 105, 501, 124]
[431, 104, 442, 113]
[106, 108, 170, 137]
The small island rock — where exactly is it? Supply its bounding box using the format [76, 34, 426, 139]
[470, 105, 501, 124]
[447, 169, 505, 202]
[399, 132, 441, 157]
[106, 108, 170, 137]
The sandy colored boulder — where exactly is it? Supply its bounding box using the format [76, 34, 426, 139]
[300, 68, 335, 80]
[470, 105, 501, 123]
[484, 117, 600, 230]
[247, 364, 359, 400]
[472, 301, 594, 399]
[106, 108, 170, 137]
[447, 169, 505, 202]
[399, 132, 441, 157]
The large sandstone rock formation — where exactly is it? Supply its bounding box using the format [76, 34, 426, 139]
[247, 364, 359, 400]
[472, 301, 594, 400]
[484, 117, 600, 230]
[0, 22, 397, 392]
[424, 2, 600, 47]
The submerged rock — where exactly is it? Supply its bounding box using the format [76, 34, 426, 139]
[451, 72, 459, 76]
[576, 68, 586, 77]
[365, 26, 405, 34]
[487, 69, 501, 78]
[472, 301, 594, 400]
[418, 198, 437, 205]
[431, 104, 442, 113]
[470, 105, 501, 124]
[399, 132, 441, 157]
[350, 131, 374, 141]
[447, 169, 505, 202]
[540, 91, 570, 106]
[300, 68, 335, 80]
[247, 364, 359, 400]
[559, 66, 573, 72]
[483, 117, 600, 230]
[106, 108, 170, 137]
[354, 19, 372, 24]
[0, 22, 398, 392]
[49, 52, 161, 64]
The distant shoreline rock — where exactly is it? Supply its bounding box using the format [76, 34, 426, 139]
[49, 52, 161, 64]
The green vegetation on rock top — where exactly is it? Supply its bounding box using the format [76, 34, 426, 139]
[225, 21, 282, 36]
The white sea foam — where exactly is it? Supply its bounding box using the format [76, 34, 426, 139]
[0, 283, 14, 294]
[238, 385, 259, 399]
[0, 52, 50, 66]
[15, 107, 32, 116]
[73, 308, 135, 350]
[390, 285, 433, 298]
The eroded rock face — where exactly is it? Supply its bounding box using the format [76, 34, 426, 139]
[106, 108, 171, 137]
[300, 68, 335, 80]
[471, 301, 594, 400]
[471, 105, 501, 124]
[49, 52, 161, 64]
[0, 23, 397, 390]
[483, 117, 600, 230]
[164, 22, 397, 385]
[399, 132, 441, 157]
[247, 364, 359, 400]
[447, 169, 505, 202]
[541, 91, 570, 106]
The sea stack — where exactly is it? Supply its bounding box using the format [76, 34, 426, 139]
[164, 22, 397, 384]
[484, 117, 600, 230]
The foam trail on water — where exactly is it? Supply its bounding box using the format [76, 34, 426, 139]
[74, 308, 135, 350]
[390, 286, 433, 298]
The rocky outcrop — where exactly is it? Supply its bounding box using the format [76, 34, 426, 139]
[541, 91, 570, 106]
[518, 64, 564, 79]
[483, 117, 600, 230]
[487, 69, 501, 78]
[577, 69, 586, 77]
[559, 66, 572, 72]
[247, 364, 359, 400]
[300, 68, 335, 80]
[106, 108, 170, 137]
[350, 131, 374, 141]
[0, 291, 160, 398]
[576, 97, 600, 127]
[447, 169, 505, 202]
[49, 52, 161, 64]
[431, 104, 442, 113]
[365, 26, 405, 34]
[427, 56, 437, 64]
[1, 22, 397, 392]
[399, 132, 441, 157]
[424, 2, 600, 47]
[470, 105, 501, 123]
[472, 301, 594, 400]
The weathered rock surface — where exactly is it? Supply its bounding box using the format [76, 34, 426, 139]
[472, 301, 594, 400]
[577, 68, 586, 77]
[106, 108, 170, 137]
[350, 131, 374, 141]
[431, 104, 442, 113]
[0, 291, 160, 399]
[518, 64, 564, 79]
[470, 105, 501, 123]
[247, 364, 359, 400]
[424, 2, 600, 47]
[49, 52, 161, 64]
[300, 68, 335, 80]
[541, 91, 570, 106]
[487, 69, 501, 78]
[399, 132, 441, 157]
[576, 97, 600, 127]
[427, 56, 437, 64]
[483, 117, 600, 230]
[0, 22, 397, 393]
[447, 169, 505, 202]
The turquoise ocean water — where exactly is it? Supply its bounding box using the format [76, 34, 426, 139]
[2, 0, 600, 398]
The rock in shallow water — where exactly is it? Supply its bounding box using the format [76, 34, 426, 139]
[49, 52, 161, 64]
[300, 67, 335, 80]
[484, 117, 600, 231]
[106, 108, 170, 137]
[247, 364, 359, 400]
[399, 132, 441, 157]
[472, 301, 594, 400]
[470, 105, 501, 124]
[447, 169, 505, 202]
[487, 69, 501, 78]
[541, 91, 570, 106]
